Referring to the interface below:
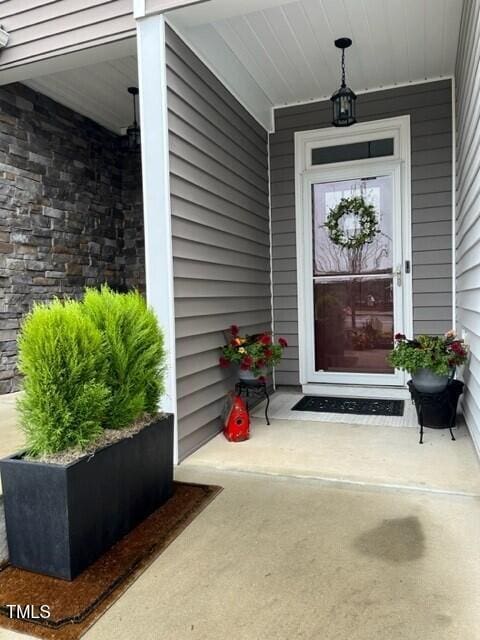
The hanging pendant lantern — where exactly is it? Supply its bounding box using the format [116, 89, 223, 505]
[127, 86, 140, 149]
[331, 38, 357, 127]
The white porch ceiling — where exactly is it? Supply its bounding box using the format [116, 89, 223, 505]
[20, 0, 463, 134]
[24, 55, 138, 135]
[170, 0, 463, 130]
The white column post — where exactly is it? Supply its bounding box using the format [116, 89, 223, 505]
[136, 14, 178, 464]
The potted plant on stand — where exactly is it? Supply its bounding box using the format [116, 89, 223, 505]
[0, 286, 173, 580]
[388, 331, 468, 392]
[219, 325, 288, 381]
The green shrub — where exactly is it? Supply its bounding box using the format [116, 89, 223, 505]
[16, 288, 166, 457]
[82, 286, 166, 428]
[17, 299, 110, 457]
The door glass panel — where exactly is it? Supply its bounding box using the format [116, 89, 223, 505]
[313, 176, 393, 276]
[312, 175, 395, 374]
[314, 279, 394, 373]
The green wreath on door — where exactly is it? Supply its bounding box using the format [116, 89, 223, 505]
[324, 195, 379, 249]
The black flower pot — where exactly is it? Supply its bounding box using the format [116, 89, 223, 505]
[0, 414, 174, 580]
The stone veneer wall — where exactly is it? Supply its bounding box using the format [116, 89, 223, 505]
[0, 83, 145, 393]
[122, 151, 145, 293]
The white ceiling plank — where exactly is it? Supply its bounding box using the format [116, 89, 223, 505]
[384, 0, 411, 86]
[318, 0, 368, 90]
[403, 0, 427, 81]
[83, 61, 135, 95]
[425, 0, 447, 78]
[443, 0, 464, 76]
[57, 68, 131, 129]
[26, 75, 126, 133]
[214, 18, 289, 104]
[243, 9, 310, 99]
[75, 64, 137, 129]
[262, 4, 324, 97]
[341, 0, 383, 88]
[359, 0, 395, 88]
[285, 1, 338, 88]
[170, 0, 298, 28]
[300, 0, 342, 88]
[108, 55, 139, 80]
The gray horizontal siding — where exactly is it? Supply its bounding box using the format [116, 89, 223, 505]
[0, 1, 135, 70]
[455, 0, 480, 456]
[270, 80, 453, 386]
[166, 27, 270, 460]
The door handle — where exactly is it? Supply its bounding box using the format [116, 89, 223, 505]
[394, 265, 402, 286]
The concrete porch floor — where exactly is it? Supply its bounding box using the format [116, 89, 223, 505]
[183, 414, 480, 496]
[0, 395, 479, 639]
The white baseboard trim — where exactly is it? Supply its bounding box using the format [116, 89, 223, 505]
[301, 383, 410, 400]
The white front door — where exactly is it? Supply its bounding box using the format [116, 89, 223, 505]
[295, 117, 412, 391]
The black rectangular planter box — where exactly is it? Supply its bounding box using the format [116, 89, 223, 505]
[0, 414, 174, 580]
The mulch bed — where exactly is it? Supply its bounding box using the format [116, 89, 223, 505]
[0, 481, 222, 640]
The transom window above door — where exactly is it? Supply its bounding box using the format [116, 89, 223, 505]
[298, 120, 406, 174]
[311, 138, 394, 165]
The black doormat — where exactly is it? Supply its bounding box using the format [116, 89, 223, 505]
[292, 396, 404, 416]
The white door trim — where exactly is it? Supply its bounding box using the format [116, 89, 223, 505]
[294, 116, 413, 391]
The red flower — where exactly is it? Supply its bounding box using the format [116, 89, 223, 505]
[230, 324, 239, 337]
[278, 337, 288, 348]
[450, 341, 464, 355]
[240, 355, 254, 370]
[260, 334, 272, 345]
[394, 333, 406, 341]
[219, 356, 230, 369]
[264, 348, 273, 359]
[256, 359, 266, 369]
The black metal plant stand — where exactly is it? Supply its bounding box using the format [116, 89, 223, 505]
[235, 379, 270, 425]
[407, 380, 464, 444]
